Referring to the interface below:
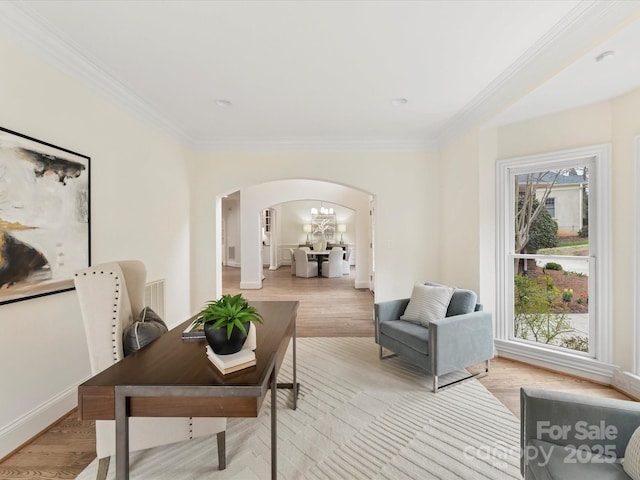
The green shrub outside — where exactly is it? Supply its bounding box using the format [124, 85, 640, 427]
[544, 262, 563, 271]
[517, 198, 558, 252]
[513, 273, 588, 353]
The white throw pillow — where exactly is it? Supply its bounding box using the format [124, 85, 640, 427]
[624, 425, 640, 479]
[401, 283, 455, 326]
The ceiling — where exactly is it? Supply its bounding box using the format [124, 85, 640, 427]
[1, 1, 639, 151]
[489, 12, 640, 127]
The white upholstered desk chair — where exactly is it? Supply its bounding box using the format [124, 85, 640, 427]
[74, 261, 226, 480]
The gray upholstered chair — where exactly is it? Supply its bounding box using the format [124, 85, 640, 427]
[75, 261, 226, 480]
[521, 388, 640, 479]
[374, 285, 493, 392]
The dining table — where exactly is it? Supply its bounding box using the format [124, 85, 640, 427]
[305, 250, 331, 276]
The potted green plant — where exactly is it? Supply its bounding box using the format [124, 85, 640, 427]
[193, 293, 263, 354]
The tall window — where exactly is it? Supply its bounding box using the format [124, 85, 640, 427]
[497, 145, 611, 370]
[514, 169, 590, 354]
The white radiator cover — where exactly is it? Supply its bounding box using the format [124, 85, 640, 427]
[144, 279, 165, 319]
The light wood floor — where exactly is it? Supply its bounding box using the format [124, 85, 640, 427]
[0, 265, 633, 479]
[222, 265, 375, 337]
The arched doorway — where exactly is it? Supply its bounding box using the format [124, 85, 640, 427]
[218, 179, 375, 337]
[219, 179, 373, 292]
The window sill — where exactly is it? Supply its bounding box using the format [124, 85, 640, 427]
[495, 339, 618, 384]
[612, 370, 640, 400]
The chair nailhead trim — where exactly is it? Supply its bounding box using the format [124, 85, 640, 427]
[111, 274, 120, 362]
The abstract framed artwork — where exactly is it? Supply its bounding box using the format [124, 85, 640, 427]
[311, 213, 336, 242]
[0, 126, 90, 305]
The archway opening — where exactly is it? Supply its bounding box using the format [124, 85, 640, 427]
[217, 178, 376, 336]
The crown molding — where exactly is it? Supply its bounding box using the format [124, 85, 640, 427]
[188, 137, 438, 153]
[0, 1, 191, 145]
[5, 1, 633, 154]
[0, 1, 436, 154]
[437, 0, 640, 148]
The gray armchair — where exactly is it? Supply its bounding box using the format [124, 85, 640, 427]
[521, 388, 640, 479]
[374, 286, 493, 392]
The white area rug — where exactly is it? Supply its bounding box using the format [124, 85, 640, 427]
[77, 338, 522, 479]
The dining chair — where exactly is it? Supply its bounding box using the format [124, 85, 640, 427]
[74, 260, 227, 480]
[322, 248, 343, 278]
[289, 247, 296, 275]
[293, 248, 318, 278]
[342, 247, 353, 275]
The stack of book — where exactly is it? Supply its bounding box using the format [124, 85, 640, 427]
[206, 346, 256, 374]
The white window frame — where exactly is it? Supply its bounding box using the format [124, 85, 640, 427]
[496, 144, 615, 382]
[635, 135, 640, 375]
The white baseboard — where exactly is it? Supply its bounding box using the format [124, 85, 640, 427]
[240, 280, 263, 289]
[612, 370, 640, 400]
[0, 377, 89, 459]
[355, 280, 369, 289]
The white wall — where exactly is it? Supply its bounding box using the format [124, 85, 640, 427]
[222, 196, 240, 267]
[439, 127, 482, 295]
[187, 151, 441, 311]
[0, 38, 193, 458]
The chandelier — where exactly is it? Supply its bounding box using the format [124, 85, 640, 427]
[310, 206, 334, 215]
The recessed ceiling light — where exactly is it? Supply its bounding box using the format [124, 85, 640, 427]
[215, 99, 232, 108]
[595, 50, 615, 63]
[390, 98, 408, 106]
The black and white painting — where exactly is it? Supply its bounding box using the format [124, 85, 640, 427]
[311, 213, 336, 242]
[0, 127, 90, 304]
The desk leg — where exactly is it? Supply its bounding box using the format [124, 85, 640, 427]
[276, 324, 300, 410]
[271, 364, 277, 480]
[115, 387, 130, 480]
[293, 322, 298, 410]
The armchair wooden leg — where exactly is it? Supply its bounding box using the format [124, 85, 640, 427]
[96, 456, 109, 480]
[217, 430, 226, 470]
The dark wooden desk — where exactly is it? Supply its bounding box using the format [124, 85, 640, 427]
[78, 300, 299, 480]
